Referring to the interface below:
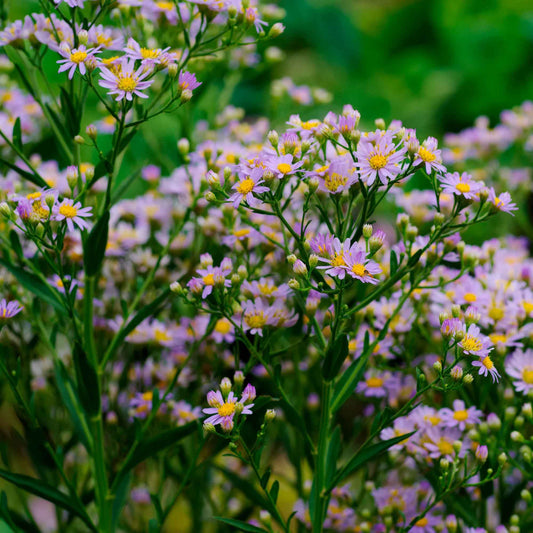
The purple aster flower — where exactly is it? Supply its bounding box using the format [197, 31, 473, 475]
[472, 354, 500, 383]
[440, 399, 482, 430]
[316, 237, 351, 279]
[53, 199, 92, 231]
[123, 38, 170, 65]
[240, 298, 273, 336]
[228, 168, 269, 208]
[343, 244, 382, 284]
[99, 57, 154, 101]
[57, 44, 100, 80]
[203, 384, 253, 429]
[266, 154, 304, 179]
[413, 136, 446, 174]
[0, 299, 23, 319]
[355, 132, 407, 186]
[178, 71, 202, 92]
[438, 171, 484, 200]
[458, 324, 493, 357]
[505, 349, 533, 394]
[487, 187, 517, 215]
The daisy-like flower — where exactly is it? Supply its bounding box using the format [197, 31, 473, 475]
[505, 349, 533, 394]
[188, 258, 232, 299]
[228, 168, 269, 208]
[316, 237, 351, 279]
[356, 370, 394, 398]
[124, 38, 170, 65]
[0, 299, 23, 319]
[440, 399, 482, 431]
[57, 44, 99, 80]
[413, 136, 446, 174]
[99, 57, 154, 101]
[440, 317, 463, 339]
[53, 199, 93, 231]
[343, 244, 382, 284]
[355, 133, 407, 186]
[203, 380, 254, 430]
[266, 154, 304, 179]
[458, 323, 493, 357]
[410, 513, 442, 533]
[472, 354, 500, 383]
[54, 0, 84, 7]
[318, 156, 357, 195]
[178, 71, 202, 92]
[240, 298, 274, 337]
[424, 427, 464, 462]
[487, 187, 518, 215]
[439, 171, 484, 200]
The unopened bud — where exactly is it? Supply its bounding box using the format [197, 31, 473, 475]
[86, 124, 97, 140]
[287, 254, 297, 265]
[475, 444, 488, 463]
[177, 138, 190, 155]
[288, 278, 300, 290]
[440, 458, 449, 470]
[463, 373, 474, 384]
[180, 89, 193, 103]
[452, 441, 462, 453]
[268, 22, 285, 39]
[374, 118, 386, 130]
[433, 360, 442, 373]
[406, 224, 418, 242]
[396, 213, 409, 231]
[362, 224, 373, 239]
[450, 365, 463, 380]
[510, 430, 523, 442]
[309, 254, 319, 268]
[204, 191, 216, 202]
[0, 202, 11, 218]
[498, 452, 507, 465]
[220, 377, 232, 396]
[522, 403, 532, 418]
[168, 63, 178, 78]
[170, 281, 183, 294]
[267, 130, 279, 147]
[451, 305, 461, 318]
[203, 422, 216, 434]
[206, 170, 220, 188]
[293, 259, 308, 276]
[265, 409, 276, 422]
[74, 135, 85, 145]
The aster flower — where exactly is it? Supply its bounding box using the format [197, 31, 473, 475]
[57, 44, 100, 80]
[439, 171, 484, 200]
[487, 187, 517, 215]
[99, 57, 154, 101]
[53, 199, 93, 231]
[178, 71, 202, 92]
[188, 259, 232, 299]
[228, 168, 269, 208]
[0, 299, 23, 319]
[458, 324, 493, 357]
[316, 237, 351, 279]
[355, 133, 407, 186]
[129, 391, 171, 419]
[124, 38, 170, 65]
[472, 354, 500, 383]
[413, 136, 446, 174]
[317, 156, 357, 194]
[505, 349, 533, 394]
[266, 154, 304, 179]
[203, 381, 254, 429]
[356, 370, 393, 398]
[343, 244, 382, 284]
[440, 399, 482, 430]
[410, 513, 442, 533]
[240, 298, 274, 336]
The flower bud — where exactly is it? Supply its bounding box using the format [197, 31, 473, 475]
[35, 223, 45, 238]
[308, 177, 319, 193]
[450, 365, 463, 380]
[180, 89, 193, 103]
[66, 166, 78, 191]
[221, 417, 234, 432]
[487, 413, 501, 430]
[230, 273, 241, 285]
[288, 278, 300, 290]
[293, 259, 308, 276]
[433, 360, 442, 373]
[440, 458, 449, 470]
[362, 224, 373, 239]
[374, 118, 386, 130]
[168, 63, 178, 78]
[406, 224, 418, 241]
[521, 489, 531, 502]
[177, 138, 190, 155]
[396, 213, 409, 231]
[445, 515, 457, 533]
[287, 254, 297, 265]
[522, 403, 532, 419]
[475, 444, 488, 462]
[0, 202, 11, 218]
[463, 373, 474, 384]
[203, 422, 216, 434]
[514, 415, 525, 429]
[86, 124, 97, 140]
[267, 130, 279, 148]
[220, 377, 232, 396]
[237, 265, 247, 279]
[265, 409, 276, 422]
[206, 170, 220, 189]
[204, 191, 216, 202]
[309, 254, 319, 268]
[498, 452, 507, 466]
[268, 22, 285, 39]
[170, 281, 183, 294]
[234, 402, 244, 415]
[452, 441, 462, 453]
[434, 212, 445, 226]
[510, 430, 523, 442]
[74, 135, 85, 145]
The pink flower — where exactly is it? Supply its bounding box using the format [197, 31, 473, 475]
[228, 168, 269, 208]
[53, 199, 93, 231]
[57, 45, 100, 80]
[413, 136, 446, 174]
[0, 299, 23, 319]
[99, 57, 154, 101]
[439, 171, 484, 200]
[472, 354, 500, 383]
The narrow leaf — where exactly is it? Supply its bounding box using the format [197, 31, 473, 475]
[73, 342, 100, 416]
[269, 480, 280, 504]
[84, 211, 109, 277]
[322, 334, 349, 381]
[12, 119, 22, 151]
[213, 517, 268, 533]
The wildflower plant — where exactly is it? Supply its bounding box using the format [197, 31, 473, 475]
[0, 1, 532, 532]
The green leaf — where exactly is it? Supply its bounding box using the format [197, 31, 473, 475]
[0, 259, 66, 314]
[0, 469, 93, 530]
[331, 348, 370, 412]
[8, 231, 23, 260]
[54, 361, 92, 451]
[325, 425, 341, 488]
[73, 342, 100, 417]
[390, 250, 399, 275]
[84, 211, 109, 277]
[270, 479, 280, 504]
[260, 468, 271, 489]
[59, 88, 81, 137]
[322, 334, 349, 381]
[111, 472, 131, 531]
[12, 119, 22, 151]
[330, 431, 416, 488]
[0, 159, 48, 189]
[212, 517, 268, 533]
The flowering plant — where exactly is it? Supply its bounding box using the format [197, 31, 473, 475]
[0, 1, 533, 532]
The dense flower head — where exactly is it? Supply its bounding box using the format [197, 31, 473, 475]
[99, 57, 154, 101]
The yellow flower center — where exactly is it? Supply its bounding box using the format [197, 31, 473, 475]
[215, 318, 231, 334]
[258, 283, 275, 296]
[351, 263, 367, 277]
[330, 254, 345, 267]
[142, 391, 153, 401]
[523, 302, 533, 314]
[415, 518, 429, 527]
[428, 415, 441, 425]
[59, 204, 78, 218]
[418, 147, 436, 162]
[368, 153, 388, 170]
[453, 410, 469, 422]
[463, 292, 477, 303]
[233, 228, 250, 238]
[217, 402, 236, 417]
[482, 356, 494, 370]
[141, 48, 159, 59]
[494, 196, 503, 207]
[97, 34, 113, 47]
[156, 1, 174, 9]
[522, 367, 533, 384]
[324, 172, 347, 192]
[154, 329, 171, 342]
[277, 163, 292, 174]
[461, 335, 482, 353]
[488, 307, 504, 321]
[489, 333, 507, 344]
[33, 205, 50, 219]
[302, 120, 320, 130]
[366, 377, 383, 388]
[69, 51, 87, 64]
[245, 312, 266, 329]
[27, 192, 42, 201]
[438, 439, 454, 456]
[202, 273, 215, 286]
[236, 178, 255, 194]
[117, 76, 138, 92]
[456, 182, 471, 193]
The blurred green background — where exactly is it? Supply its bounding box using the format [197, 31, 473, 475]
[243, 0, 533, 136]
